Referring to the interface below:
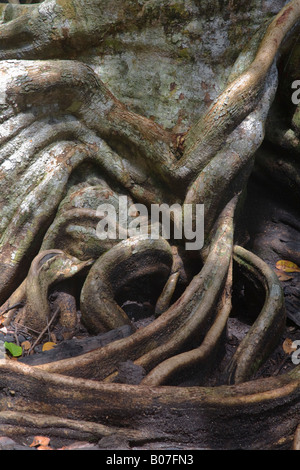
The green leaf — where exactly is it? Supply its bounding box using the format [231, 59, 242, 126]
[4, 342, 22, 357]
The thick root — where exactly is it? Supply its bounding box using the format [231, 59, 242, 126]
[141, 259, 233, 386]
[0, 360, 299, 449]
[35, 198, 236, 381]
[80, 235, 174, 334]
[223, 246, 286, 384]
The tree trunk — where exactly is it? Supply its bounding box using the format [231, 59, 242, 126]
[0, 0, 299, 450]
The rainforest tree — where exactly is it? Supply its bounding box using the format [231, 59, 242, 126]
[0, 0, 299, 449]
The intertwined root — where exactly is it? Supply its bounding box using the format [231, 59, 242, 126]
[0, 0, 299, 449]
[34, 198, 234, 381]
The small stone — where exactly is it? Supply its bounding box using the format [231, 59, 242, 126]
[0, 436, 17, 450]
[113, 360, 146, 385]
[59, 441, 99, 450]
[3, 335, 14, 343]
[34, 345, 43, 354]
[0, 340, 6, 359]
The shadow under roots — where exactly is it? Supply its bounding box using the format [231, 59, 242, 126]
[117, 273, 170, 327]
[243, 158, 300, 326]
[116, 249, 201, 328]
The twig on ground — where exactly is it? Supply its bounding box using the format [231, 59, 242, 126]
[28, 307, 60, 354]
[1, 302, 24, 315]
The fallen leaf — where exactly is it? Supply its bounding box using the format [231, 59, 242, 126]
[21, 340, 31, 351]
[282, 338, 297, 355]
[30, 436, 50, 448]
[4, 342, 22, 357]
[42, 342, 56, 352]
[276, 260, 300, 273]
[275, 270, 293, 282]
[37, 445, 53, 450]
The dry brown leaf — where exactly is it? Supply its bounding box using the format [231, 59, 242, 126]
[282, 338, 297, 355]
[37, 445, 53, 450]
[21, 340, 31, 351]
[42, 342, 56, 352]
[275, 270, 293, 282]
[30, 436, 51, 447]
[276, 260, 300, 273]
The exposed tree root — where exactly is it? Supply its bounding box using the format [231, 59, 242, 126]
[33, 198, 235, 381]
[0, 360, 299, 449]
[17, 250, 92, 332]
[80, 236, 174, 334]
[224, 246, 286, 384]
[293, 424, 300, 450]
[0, 411, 155, 446]
[140, 259, 233, 386]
